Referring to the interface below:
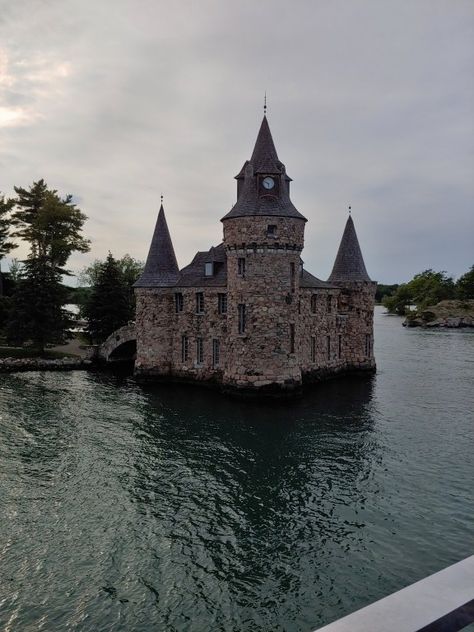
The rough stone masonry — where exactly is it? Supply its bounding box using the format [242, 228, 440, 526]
[133, 114, 376, 395]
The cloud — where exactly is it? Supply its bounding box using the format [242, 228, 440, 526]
[1, 0, 473, 284]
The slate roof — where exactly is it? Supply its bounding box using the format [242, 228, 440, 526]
[300, 269, 338, 289]
[328, 216, 372, 282]
[134, 204, 180, 287]
[223, 116, 306, 222]
[177, 243, 227, 287]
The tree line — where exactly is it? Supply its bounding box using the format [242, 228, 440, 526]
[0, 180, 143, 353]
[382, 268, 474, 315]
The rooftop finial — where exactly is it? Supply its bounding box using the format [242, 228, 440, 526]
[161, 193, 164, 205]
[348, 205, 351, 215]
[264, 91, 267, 116]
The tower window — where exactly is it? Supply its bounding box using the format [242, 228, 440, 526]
[267, 224, 277, 237]
[327, 335, 331, 360]
[365, 334, 371, 357]
[175, 292, 183, 313]
[311, 294, 317, 314]
[290, 262, 296, 293]
[327, 294, 332, 313]
[204, 262, 214, 277]
[196, 292, 204, 314]
[218, 293, 227, 314]
[212, 339, 220, 367]
[196, 337, 204, 365]
[338, 334, 342, 359]
[237, 257, 246, 277]
[290, 323, 295, 354]
[181, 335, 189, 362]
[238, 304, 246, 334]
[311, 336, 316, 363]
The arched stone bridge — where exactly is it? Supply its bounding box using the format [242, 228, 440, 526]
[98, 324, 137, 362]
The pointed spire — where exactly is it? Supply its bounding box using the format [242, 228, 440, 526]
[328, 215, 371, 282]
[250, 115, 281, 174]
[134, 203, 180, 287]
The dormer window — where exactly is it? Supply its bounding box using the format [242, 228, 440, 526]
[204, 262, 214, 277]
[267, 224, 277, 237]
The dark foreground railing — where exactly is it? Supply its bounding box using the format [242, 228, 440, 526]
[314, 555, 474, 632]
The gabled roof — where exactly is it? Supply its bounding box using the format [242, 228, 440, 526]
[134, 204, 180, 287]
[328, 216, 371, 282]
[176, 243, 227, 287]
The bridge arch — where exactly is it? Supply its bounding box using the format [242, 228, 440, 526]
[98, 324, 137, 362]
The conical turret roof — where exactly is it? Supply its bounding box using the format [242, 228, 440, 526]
[134, 204, 179, 287]
[328, 215, 371, 282]
[250, 115, 281, 174]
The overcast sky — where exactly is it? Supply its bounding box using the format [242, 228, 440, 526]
[1, 0, 473, 284]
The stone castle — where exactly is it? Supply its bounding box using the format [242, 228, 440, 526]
[134, 114, 376, 395]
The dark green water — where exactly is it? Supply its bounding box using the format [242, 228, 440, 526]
[1, 307, 473, 632]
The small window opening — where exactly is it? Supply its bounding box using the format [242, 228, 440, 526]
[205, 262, 214, 277]
[238, 304, 246, 334]
[181, 335, 189, 362]
[290, 262, 296, 293]
[212, 339, 220, 367]
[338, 334, 342, 359]
[196, 337, 204, 365]
[196, 292, 204, 314]
[327, 335, 331, 361]
[267, 224, 277, 237]
[290, 323, 295, 353]
[218, 293, 227, 314]
[175, 292, 183, 313]
[238, 257, 246, 277]
[327, 294, 332, 313]
[311, 294, 317, 314]
[365, 334, 371, 358]
[311, 336, 316, 363]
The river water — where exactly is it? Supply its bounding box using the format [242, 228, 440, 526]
[0, 307, 473, 632]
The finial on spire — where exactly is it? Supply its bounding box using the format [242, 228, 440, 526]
[348, 205, 351, 215]
[263, 91, 267, 115]
[161, 193, 164, 205]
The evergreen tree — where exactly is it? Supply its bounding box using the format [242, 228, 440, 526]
[0, 192, 17, 296]
[84, 252, 133, 344]
[456, 265, 474, 300]
[6, 180, 89, 351]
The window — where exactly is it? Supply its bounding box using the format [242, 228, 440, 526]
[196, 292, 204, 314]
[218, 293, 227, 314]
[365, 334, 371, 357]
[181, 335, 188, 362]
[327, 294, 332, 313]
[267, 224, 277, 237]
[238, 304, 246, 334]
[204, 262, 214, 277]
[311, 294, 317, 314]
[311, 336, 316, 363]
[175, 292, 183, 313]
[212, 339, 220, 367]
[196, 337, 204, 364]
[237, 257, 246, 277]
[338, 334, 342, 359]
[290, 323, 295, 353]
[290, 262, 296, 293]
[327, 335, 331, 360]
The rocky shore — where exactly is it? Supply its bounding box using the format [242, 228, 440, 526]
[0, 357, 93, 372]
[403, 299, 474, 328]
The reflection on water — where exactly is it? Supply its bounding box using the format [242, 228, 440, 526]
[0, 308, 473, 632]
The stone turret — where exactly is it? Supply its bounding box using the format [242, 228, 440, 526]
[328, 214, 377, 368]
[221, 115, 307, 393]
[134, 203, 179, 376]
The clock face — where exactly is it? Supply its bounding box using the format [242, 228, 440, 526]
[262, 177, 275, 190]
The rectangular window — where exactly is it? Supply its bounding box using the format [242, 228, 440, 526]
[196, 337, 204, 364]
[311, 336, 316, 363]
[218, 293, 227, 314]
[238, 303, 246, 334]
[290, 323, 295, 353]
[204, 262, 214, 276]
[338, 334, 342, 359]
[327, 335, 331, 360]
[267, 224, 277, 237]
[290, 262, 296, 293]
[311, 294, 317, 314]
[196, 292, 204, 314]
[365, 333, 371, 357]
[237, 257, 246, 277]
[212, 339, 220, 367]
[327, 294, 332, 313]
[175, 292, 183, 313]
[181, 335, 188, 362]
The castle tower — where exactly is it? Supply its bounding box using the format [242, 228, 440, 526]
[328, 214, 377, 368]
[134, 203, 179, 376]
[221, 115, 307, 392]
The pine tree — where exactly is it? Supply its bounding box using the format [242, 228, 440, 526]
[0, 192, 17, 296]
[84, 252, 133, 344]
